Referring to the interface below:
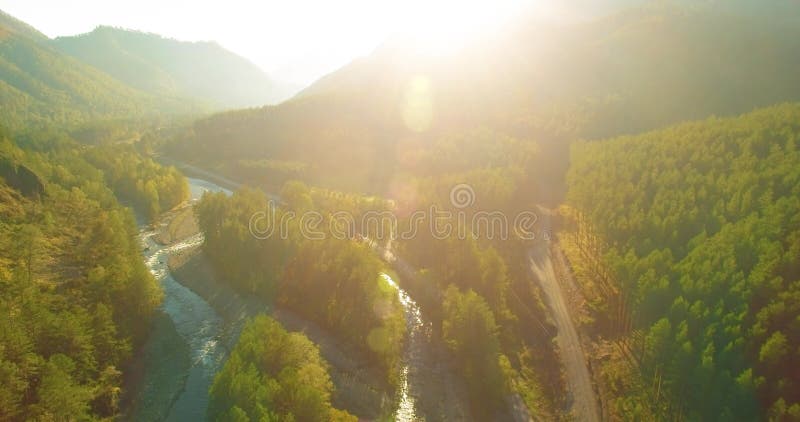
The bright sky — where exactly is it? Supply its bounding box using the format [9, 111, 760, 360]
[0, 0, 538, 87]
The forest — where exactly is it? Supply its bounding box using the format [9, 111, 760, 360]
[85, 144, 188, 221]
[387, 131, 563, 417]
[192, 125, 565, 417]
[194, 186, 406, 386]
[2, 1, 800, 421]
[0, 127, 187, 420]
[209, 316, 356, 421]
[564, 103, 800, 419]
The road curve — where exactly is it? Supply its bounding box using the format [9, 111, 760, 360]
[530, 208, 599, 422]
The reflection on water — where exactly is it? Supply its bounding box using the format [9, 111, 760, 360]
[129, 179, 230, 421]
[144, 231, 224, 421]
[188, 177, 232, 199]
[381, 270, 471, 421]
[382, 273, 421, 421]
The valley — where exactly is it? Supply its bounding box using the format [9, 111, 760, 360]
[129, 175, 476, 420]
[0, 1, 799, 420]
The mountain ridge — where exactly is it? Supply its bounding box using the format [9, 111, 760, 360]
[0, 9, 294, 131]
[53, 26, 290, 108]
[0, 9, 48, 42]
[171, 1, 800, 195]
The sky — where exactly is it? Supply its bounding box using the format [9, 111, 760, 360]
[0, 0, 541, 87]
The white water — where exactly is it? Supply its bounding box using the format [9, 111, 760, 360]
[129, 178, 230, 421]
[382, 273, 422, 421]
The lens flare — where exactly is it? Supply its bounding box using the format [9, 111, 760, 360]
[401, 75, 434, 132]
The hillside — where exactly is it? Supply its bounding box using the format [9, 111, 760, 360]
[0, 128, 189, 419]
[3, 1, 799, 420]
[563, 103, 800, 419]
[0, 9, 47, 42]
[53, 27, 287, 108]
[0, 11, 196, 131]
[169, 2, 800, 197]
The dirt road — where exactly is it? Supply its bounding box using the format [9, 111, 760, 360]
[530, 209, 599, 422]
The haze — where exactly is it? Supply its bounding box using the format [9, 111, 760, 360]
[0, 0, 541, 86]
[3, 1, 797, 421]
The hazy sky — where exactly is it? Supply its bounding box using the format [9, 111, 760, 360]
[0, 0, 540, 87]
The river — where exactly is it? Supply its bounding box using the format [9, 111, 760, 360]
[126, 178, 230, 421]
[127, 177, 469, 421]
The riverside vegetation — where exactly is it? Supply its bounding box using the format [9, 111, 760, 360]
[2, 1, 800, 420]
[0, 127, 186, 420]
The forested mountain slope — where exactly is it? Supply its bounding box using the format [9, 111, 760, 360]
[0, 11, 197, 131]
[0, 128, 187, 419]
[0, 9, 47, 42]
[53, 27, 287, 108]
[169, 1, 800, 197]
[0, 10, 215, 131]
[564, 103, 800, 419]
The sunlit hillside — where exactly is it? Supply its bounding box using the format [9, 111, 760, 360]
[170, 2, 800, 199]
[0, 11, 181, 130]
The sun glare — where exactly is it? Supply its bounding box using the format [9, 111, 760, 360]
[390, 0, 532, 54]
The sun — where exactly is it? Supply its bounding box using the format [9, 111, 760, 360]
[390, 0, 532, 55]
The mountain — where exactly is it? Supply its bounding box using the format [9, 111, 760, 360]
[169, 1, 800, 196]
[53, 27, 288, 108]
[0, 10, 286, 132]
[0, 10, 196, 131]
[0, 9, 47, 42]
[296, 1, 800, 139]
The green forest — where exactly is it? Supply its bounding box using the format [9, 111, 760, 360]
[192, 125, 563, 418]
[195, 186, 406, 386]
[2, 1, 800, 421]
[564, 103, 800, 419]
[386, 132, 562, 417]
[85, 145, 188, 221]
[209, 316, 356, 421]
[0, 128, 186, 420]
